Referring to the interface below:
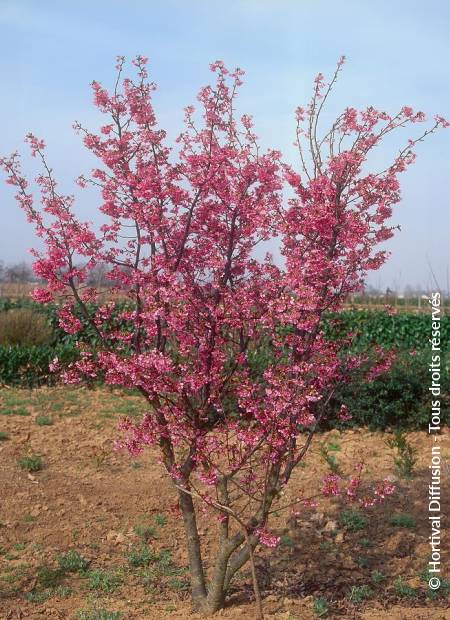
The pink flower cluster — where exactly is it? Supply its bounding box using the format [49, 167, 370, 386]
[0, 56, 444, 540]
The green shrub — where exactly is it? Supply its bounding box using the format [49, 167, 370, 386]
[0, 343, 78, 387]
[322, 310, 450, 350]
[327, 349, 450, 430]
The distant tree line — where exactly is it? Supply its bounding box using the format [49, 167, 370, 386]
[0, 260, 112, 287]
[0, 261, 37, 283]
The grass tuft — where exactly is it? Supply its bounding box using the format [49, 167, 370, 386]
[18, 454, 43, 472]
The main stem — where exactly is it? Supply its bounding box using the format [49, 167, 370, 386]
[177, 487, 208, 607]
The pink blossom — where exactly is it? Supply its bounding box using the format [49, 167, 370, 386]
[255, 527, 281, 548]
[0, 56, 443, 576]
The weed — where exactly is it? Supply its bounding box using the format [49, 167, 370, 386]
[138, 549, 185, 592]
[359, 538, 371, 548]
[339, 509, 366, 532]
[36, 566, 64, 589]
[57, 550, 89, 572]
[126, 544, 153, 568]
[17, 454, 42, 472]
[356, 556, 370, 568]
[394, 576, 417, 598]
[35, 415, 53, 426]
[348, 584, 372, 603]
[0, 431, 9, 440]
[154, 551, 185, 578]
[313, 596, 329, 617]
[327, 440, 341, 452]
[134, 524, 156, 542]
[24, 584, 72, 603]
[319, 441, 341, 474]
[154, 513, 167, 528]
[54, 585, 72, 597]
[23, 513, 37, 523]
[91, 447, 109, 468]
[371, 570, 385, 584]
[389, 514, 416, 529]
[418, 567, 450, 598]
[14, 543, 26, 551]
[114, 400, 142, 417]
[168, 577, 189, 591]
[1, 406, 29, 416]
[87, 569, 122, 593]
[280, 535, 295, 548]
[25, 589, 52, 603]
[76, 609, 122, 620]
[386, 430, 417, 478]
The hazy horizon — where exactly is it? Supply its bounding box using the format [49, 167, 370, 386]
[1, 0, 449, 291]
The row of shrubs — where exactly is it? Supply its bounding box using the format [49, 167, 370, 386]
[0, 343, 78, 387]
[2, 298, 449, 349]
[2, 344, 447, 429]
[327, 348, 450, 430]
[0, 300, 448, 430]
[323, 309, 450, 350]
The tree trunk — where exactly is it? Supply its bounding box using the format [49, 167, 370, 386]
[177, 466, 281, 615]
[204, 540, 236, 612]
[178, 487, 208, 608]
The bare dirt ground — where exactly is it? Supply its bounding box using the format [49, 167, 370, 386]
[0, 386, 449, 619]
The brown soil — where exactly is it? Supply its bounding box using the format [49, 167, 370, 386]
[0, 386, 449, 619]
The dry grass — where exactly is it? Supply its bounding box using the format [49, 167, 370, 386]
[0, 308, 53, 345]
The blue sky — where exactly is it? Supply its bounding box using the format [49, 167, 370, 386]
[1, 0, 449, 291]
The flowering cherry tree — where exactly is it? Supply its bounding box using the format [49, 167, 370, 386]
[1, 56, 446, 614]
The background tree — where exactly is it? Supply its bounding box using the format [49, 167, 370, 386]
[2, 261, 35, 283]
